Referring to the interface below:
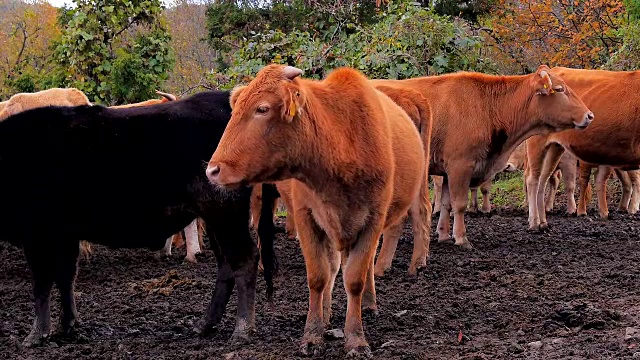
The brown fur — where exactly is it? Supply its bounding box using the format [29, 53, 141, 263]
[207, 64, 426, 356]
[370, 85, 433, 277]
[0, 88, 91, 121]
[372, 65, 593, 247]
[526, 67, 640, 230]
[109, 90, 178, 108]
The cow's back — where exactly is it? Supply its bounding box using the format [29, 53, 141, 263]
[0, 91, 235, 248]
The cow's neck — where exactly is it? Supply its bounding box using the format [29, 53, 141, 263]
[480, 86, 548, 175]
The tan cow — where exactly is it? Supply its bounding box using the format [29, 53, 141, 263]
[206, 64, 427, 357]
[0, 88, 91, 121]
[526, 67, 640, 230]
[372, 65, 594, 248]
[109, 91, 177, 108]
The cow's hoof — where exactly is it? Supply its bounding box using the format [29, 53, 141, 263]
[408, 259, 427, 276]
[362, 305, 378, 317]
[373, 264, 388, 277]
[22, 332, 49, 348]
[454, 237, 473, 250]
[230, 330, 252, 345]
[193, 319, 214, 336]
[184, 255, 198, 264]
[565, 211, 577, 217]
[299, 335, 325, 357]
[346, 345, 373, 359]
[437, 234, 451, 243]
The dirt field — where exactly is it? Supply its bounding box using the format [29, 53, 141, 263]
[2, 196, 640, 359]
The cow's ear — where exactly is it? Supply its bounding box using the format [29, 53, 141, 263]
[230, 85, 248, 109]
[281, 82, 303, 123]
[534, 65, 553, 96]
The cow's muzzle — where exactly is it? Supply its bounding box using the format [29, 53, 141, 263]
[574, 111, 594, 129]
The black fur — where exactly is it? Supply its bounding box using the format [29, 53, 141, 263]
[0, 90, 274, 346]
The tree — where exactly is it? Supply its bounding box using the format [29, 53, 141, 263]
[52, 0, 175, 104]
[163, 0, 218, 95]
[208, 0, 496, 89]
[482, 0, 627, 72]
[0, 0, 61, 98]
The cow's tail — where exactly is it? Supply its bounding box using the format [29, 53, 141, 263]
[257, 183, 280, 303]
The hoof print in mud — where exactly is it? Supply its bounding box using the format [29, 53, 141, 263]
[345, 345, 373, 359]
[299, 341, 325, 357]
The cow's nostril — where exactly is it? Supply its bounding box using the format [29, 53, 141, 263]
[206, 165, 221, 179]
[587, 112, 594, 121]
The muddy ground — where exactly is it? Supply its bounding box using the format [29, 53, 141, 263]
[2, 195, 640, 359]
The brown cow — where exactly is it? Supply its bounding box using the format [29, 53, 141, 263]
[370, 85, 432, 277]
[526, 67, 640, 230]
[372, 65, 594, 248]
[206, 64, 427, 357]
[576, 161, 640, 218]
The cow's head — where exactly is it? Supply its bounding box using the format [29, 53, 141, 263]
[529, 65, 593, 131]
[207, 64, 305, 188]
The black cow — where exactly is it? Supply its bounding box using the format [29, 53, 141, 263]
[0, 90, 277, 347]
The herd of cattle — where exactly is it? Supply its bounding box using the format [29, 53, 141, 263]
[0, 63, 637, 357]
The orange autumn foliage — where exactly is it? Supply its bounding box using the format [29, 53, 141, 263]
[484, 0, 627, 71]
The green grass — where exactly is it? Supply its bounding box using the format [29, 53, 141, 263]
[489, 171, 526, 208]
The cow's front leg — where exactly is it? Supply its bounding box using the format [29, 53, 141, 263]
[22, 242, 55, 347]
[342, 219, 384, 358]
[296, 206, 331, 356]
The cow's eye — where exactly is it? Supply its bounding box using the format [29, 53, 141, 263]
[256, 106, 270, 114]
[553, 86, 564, 93]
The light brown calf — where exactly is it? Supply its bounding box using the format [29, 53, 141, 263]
[206, 64, 426, 357]
[109, 90, 177, 108]
[372, 65, 593, 248]
[527, 67, 640, 230]
[0, 88, 91, 121]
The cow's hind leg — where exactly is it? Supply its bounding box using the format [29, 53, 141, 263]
[536, 144, 564, 230]
[446, 166, 473, 249]
[437, 178, 452, 242]
[22, 242, 55, 347]
[595, 166, 612, 219]
[373, 220, 404, 277]
[629, 170, 640, 214]
[480, 181, 492, 214]
[55, 241, 81, 337]
[615, 168, 632, 213]
[184, 218, 201, 263]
